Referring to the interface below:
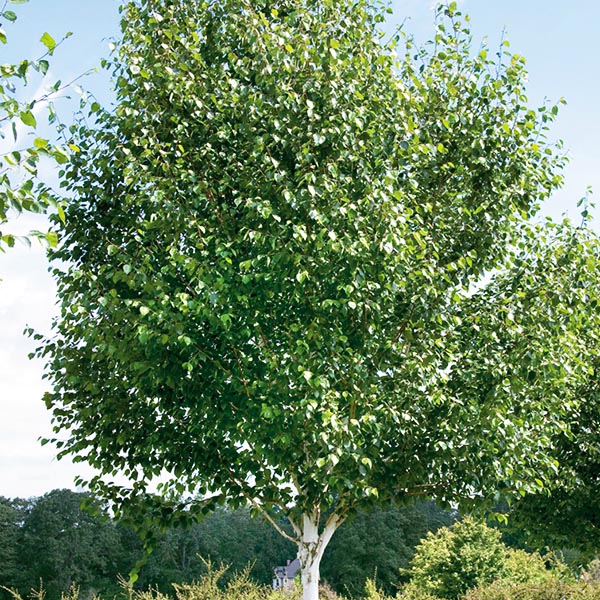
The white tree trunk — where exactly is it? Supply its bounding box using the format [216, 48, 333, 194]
[299, 552, 320, 600]
[297, 511, 340, 600]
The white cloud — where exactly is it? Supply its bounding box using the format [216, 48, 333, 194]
[0, 242, 63, 498]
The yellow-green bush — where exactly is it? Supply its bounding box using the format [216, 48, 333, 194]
[463, 579, 600, 600]
[401, 518, 508, 599]
[362, 578, 395, 600]
[502, 549, 571, 585]
[130, 563, 298, 600]
[400, 517, 574, 599]
[395, 582, 438, 600]
[583, 559, 600, 583]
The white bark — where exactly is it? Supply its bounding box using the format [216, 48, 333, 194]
[297, 511, 341, 600]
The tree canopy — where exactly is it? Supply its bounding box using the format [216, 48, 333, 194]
[37, 1, 600, 598]
[507, 364, 600, 554]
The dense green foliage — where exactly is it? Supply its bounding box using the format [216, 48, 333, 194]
[0, 491, 136, 600]
[402, 518, 507, 599]
[0, 497, 24, 594]
[507, 374, 600, 554]
[401, 518, 570, 600]
[40, 0, 600, 547]
[33, 0, 600, 596]
[19, 490, 132, 598]
[5, 567, 600, 600]
[463, 580, 600, 600]
[322, 502, 454, 597]
[139, 506, 295, 590]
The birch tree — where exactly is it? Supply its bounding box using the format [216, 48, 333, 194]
[38, 1, 600, 599]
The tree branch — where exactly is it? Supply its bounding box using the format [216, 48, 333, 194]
[217, 452, 299, 544]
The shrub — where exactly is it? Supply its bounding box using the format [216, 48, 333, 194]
[318, 582, 343, 600]
[402, 517, 507, 599]
[401, 517, 573, 599]
[502, 548, 570, 585]
[124, 562, 297, 600]
[463, 578, 600, 600]
[396, 582, 438, 600]
[583, 559, 600, 583]
[362, 578, 392, 600]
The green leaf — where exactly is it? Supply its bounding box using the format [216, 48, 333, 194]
[53, 149, 68, 164]
[39, 31, 56, 52]
[19, 110, 36, 127]
[45, 231, 58, 247]
[35, 59, 49, 75]
[1, 10, 17, 22]
[56, 203, 66, 224]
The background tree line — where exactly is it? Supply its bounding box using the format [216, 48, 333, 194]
[0, 489, 455, 600]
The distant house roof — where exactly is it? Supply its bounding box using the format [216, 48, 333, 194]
[286, 558, 301, 578]
[273, 557, 301, 587]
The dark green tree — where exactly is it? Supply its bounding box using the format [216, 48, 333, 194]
[321, 502, 455, 597]
[0, 497, 28, 597]
[38, 1, 600, 599]
[17, 490, 131, 600]
[187, 508, 295, 585]
[139, 508, 294, 589]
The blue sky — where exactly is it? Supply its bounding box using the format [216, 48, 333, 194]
[1, 0, 598, 499]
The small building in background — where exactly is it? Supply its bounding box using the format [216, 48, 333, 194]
[273, 557, 301, 590]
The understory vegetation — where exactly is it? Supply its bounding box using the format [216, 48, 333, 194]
[4, 561, 600, 600]
[0, 490, 452, 600]
[1, 490, 598, 600]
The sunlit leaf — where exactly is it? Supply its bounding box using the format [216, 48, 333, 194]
[39, 31, 56, 52]
[19, 110, 36, 127]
